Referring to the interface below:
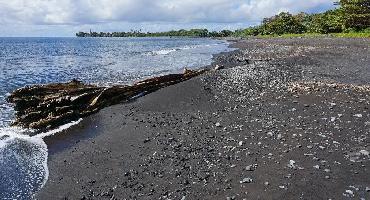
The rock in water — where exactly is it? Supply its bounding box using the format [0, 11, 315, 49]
[7, 69, 205, 132]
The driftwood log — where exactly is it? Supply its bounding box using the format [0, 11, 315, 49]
[7, 69, 205, 131]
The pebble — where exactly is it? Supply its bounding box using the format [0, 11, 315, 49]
[343, 190, 354, 197]
[359, 150, 369, 156]
[287, 160, 296, 169]
[215, 122, 221, 127]
[214, 65, 224, 70]
[354, 114, 363, 118]
[240, 178, 253, 183]
[226, 196, 235, 200]
[245, 165, 254, 171]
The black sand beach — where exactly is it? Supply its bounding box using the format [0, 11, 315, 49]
[37, 38, 370, 199]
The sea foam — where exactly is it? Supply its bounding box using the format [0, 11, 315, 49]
[0, 119, 82, 199]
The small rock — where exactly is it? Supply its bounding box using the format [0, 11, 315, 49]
[287, 160, 296, 169]
[215, 122, 221, 127]
[245, 165, 254, 171]
[214, 65, 224, 70]
[359, 150, 369, 156]
[343, 190, 354, 197]
[264, 182, 269, 186]
[226, 196, 235, 200]
[240, 178, 253, 183]
[354, 114, 363, 118]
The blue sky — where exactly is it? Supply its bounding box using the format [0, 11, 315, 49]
[0, 0, 336, 37]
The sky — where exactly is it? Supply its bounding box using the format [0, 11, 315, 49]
[0, 0, 336, 37]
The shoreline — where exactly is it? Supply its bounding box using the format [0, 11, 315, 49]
[37, 37, 370, 199]
[42, 38, 237, 154]
[41, 39, 236, 156]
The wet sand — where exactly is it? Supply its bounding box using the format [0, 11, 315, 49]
[37, 38, 370, 199]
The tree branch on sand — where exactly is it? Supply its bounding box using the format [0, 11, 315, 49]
[7, 69, 206, 132]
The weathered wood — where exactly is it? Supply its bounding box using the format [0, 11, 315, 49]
[7, 69, 206, 131]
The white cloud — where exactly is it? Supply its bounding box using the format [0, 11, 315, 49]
[0, 0, 335, 36]
[0, 0, 335, 25]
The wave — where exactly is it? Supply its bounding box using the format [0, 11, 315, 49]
[149, 44, 211, 56]
[0, 119, 82, 199]
[150, 48, 178, 55]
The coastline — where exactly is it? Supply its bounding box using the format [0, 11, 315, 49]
[37, 37, 370, 199]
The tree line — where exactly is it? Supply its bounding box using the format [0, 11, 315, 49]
[76, 0, 370, 38]
[234, 0, 369, 37]
[76, 29, 234, 38]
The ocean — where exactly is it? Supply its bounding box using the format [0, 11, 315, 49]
[0, 37, 231, 199]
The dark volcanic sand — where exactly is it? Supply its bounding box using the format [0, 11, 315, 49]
[37, 38, 370, 200]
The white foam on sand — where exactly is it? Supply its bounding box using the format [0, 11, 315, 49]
[0, 119, 82, 199]
[35, 119, 83, 139]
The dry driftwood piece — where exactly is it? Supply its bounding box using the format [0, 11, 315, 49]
[7, 69, 205, 131]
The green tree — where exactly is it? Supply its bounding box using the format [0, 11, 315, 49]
[261, 12, 306, 35]
[306, 9, 343, 33]
[339, 0, 370, 30]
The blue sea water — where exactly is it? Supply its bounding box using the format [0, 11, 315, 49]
[0, 37, 231, 199]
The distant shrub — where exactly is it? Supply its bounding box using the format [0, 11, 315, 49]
[339, 0, 370, 30]
[259, 12, 306, 35]
[306, 10, 343, 34]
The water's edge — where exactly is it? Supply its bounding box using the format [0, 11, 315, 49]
[0, 37, 235, 199]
